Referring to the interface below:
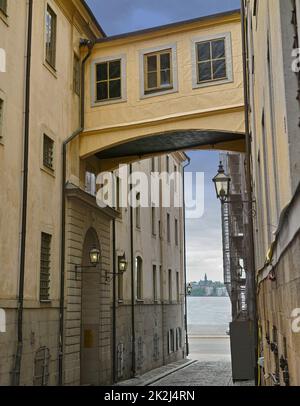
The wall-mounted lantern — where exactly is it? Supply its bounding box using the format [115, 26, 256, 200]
[212, 162, 231, 203]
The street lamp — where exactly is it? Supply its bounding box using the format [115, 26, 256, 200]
[187, 283, 193, 296]
[118, 254, 128, 274]
[105, 253, 128, 282]
[75, 246, 101, 280]
[212, 162, 231, 203]
[89, 247, 101, 265]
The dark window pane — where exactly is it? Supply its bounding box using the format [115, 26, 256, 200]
[212, 40, 225, 59]
[160, 70, 171, 86]
[147, 55, 157, 72]
[148, 72, 157, 89]
[97, 82, 108, 100]
[160, 53, 170, 70]
[198, 62, 212, 82]
[96, 63, 108, 81]
[213, 59, 226, 79]
[109, 79, 121, 98]
[197, 42, 210, 61]
[109, 60, 121, 79]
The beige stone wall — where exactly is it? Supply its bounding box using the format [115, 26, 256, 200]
[246, 0, 300, 385]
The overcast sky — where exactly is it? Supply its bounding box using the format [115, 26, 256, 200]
[86, 0, 241, 282]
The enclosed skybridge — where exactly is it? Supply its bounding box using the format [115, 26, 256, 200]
[80, 9, 244, 170]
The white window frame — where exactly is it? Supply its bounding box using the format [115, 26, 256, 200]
[191, 32, 233, 89]
[91, 54, 127, 107]
[139, 43, 178, 99]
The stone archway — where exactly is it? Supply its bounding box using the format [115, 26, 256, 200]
[80, 227, 101, 386]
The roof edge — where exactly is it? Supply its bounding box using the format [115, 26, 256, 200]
[81, 0, 106, 37]
[95, 8, 240, 44]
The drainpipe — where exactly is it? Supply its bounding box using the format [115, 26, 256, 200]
[58, 39, 94, 385]
[129, 164, 136, 377]
[12, 0, 33, 386]
[240, 0, 258, 385]
[112, 219, 117, 383]
[182, 157, 191, 357]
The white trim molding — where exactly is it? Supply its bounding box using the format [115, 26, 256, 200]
[91, 54, 127, 107]
[191, 32, 233, 89]
[139, 43, 179, 99]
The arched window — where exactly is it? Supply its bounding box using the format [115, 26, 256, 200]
[136, 193, 141, 229]
[136, 256, 143, 300]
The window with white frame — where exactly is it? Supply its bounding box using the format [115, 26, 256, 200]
[43, 134, 54, 170]
[144, 49, 173, 94]
[192, 33, 233, 88]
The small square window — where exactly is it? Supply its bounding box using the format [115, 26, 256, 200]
[196, 38, 227, 84]
[43, 134, 54, 170]
[95, 60, 122, 102]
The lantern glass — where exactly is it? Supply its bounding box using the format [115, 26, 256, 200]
[89, 247, 100, 265]
[213, 163, 231, 202]
[118, 256, 128, 273]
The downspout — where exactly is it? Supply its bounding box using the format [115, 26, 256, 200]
[112, 219, 117, 383]
[12, 0, 33, 386]
[240, 0, 258, 385]
[129, 164, 136, 377]
[182, 157, 191, 357]
[58, 39, 94, 385]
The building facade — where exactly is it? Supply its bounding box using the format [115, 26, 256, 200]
[0, 0, 187, 386]
[244, 0, 300, 386]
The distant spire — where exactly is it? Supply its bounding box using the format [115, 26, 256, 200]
[204, 273, 208, 284]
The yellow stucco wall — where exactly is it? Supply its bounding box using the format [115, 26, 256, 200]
[80, 11, 245, 159]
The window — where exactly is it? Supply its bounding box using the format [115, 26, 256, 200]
[167, 213, 171, 243]
[144, 49, 172, 94]
[176, 327, 182, 349]
[43, 134, 54, 170]
[176, 271, 180, 302]
[152, 207, 156, 236]
[85, 170, 96, 196]
[175, 218, 178, 246]
[136, 257, 143, 300]
[153, 265, 157, 301]
[0, 99, 3, 141]
[168, 329, 175, 354]
[73, 54, 80, 95]
[151, 157, 156, 173]
[196, 38, 227, 83]
[118, 256, 124, 301]
[0, 0, 7, 14]
[158, 220, 162, 239]
[136, 193, 141, 229]
[40, 233, 51, 302]
[95, 59, 121, 102]
[45, 6, 57, 69]
[168, 269, 172, 302]
[166, 155, 170, 173]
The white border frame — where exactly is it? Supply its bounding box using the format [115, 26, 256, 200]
[139, 43, 178, 99]
[91, 54, 127, 107]
[191, 32, 233, 89]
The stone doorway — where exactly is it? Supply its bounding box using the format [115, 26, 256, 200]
[80, 227, 101, 386]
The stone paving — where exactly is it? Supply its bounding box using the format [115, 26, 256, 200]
[117, 359, 255, 387]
